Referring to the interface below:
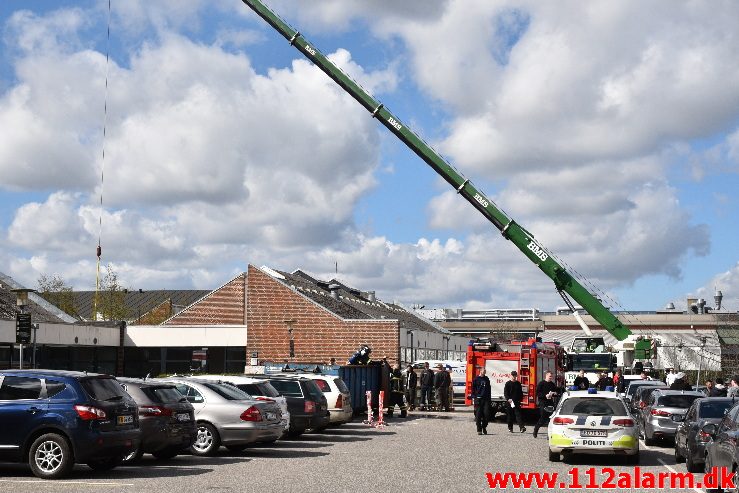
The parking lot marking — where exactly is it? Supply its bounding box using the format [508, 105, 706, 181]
[657, 459, 704, 493]
[0, 479, 133, 487]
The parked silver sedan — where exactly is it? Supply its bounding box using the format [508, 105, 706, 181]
[158, 377, 284, 455]
[641, 389, 704, 445]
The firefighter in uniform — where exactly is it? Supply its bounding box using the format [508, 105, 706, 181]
[387, 363, 408, 418]
[348, 345, 372, 365]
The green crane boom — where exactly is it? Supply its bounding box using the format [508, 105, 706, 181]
[241, 0, 631, 341]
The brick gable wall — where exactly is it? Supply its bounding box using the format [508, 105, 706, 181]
[246, 265, 400, 365]
[164, 274, 246, 325]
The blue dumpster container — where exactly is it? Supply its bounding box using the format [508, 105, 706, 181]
[338, 364, 389, 415]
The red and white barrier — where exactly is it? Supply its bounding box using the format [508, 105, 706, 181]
[376, 390, 385, 428]
[363, 390, 374, 426]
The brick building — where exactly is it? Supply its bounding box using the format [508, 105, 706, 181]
[122, 264, 468, 375]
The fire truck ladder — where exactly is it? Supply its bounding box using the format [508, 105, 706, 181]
[519, 347, 531, 406]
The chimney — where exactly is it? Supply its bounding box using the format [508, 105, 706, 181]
[687, 297, 697, 312]
[715, 289, 723, 311]
[697, 298, 706, 314]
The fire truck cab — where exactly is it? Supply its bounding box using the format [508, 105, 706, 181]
[465, 338, 566, 417]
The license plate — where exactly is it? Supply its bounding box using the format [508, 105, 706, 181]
[580, 429, 607, 437]
[117, 415, 133, 425]
[176, 413, 190, 422]
[265, 412, 276, 421]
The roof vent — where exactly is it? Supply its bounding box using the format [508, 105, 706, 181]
[715, 289, 723, 311]
[328, 283, 341, 300]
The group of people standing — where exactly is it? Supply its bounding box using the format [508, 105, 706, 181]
[389, 362, 454, 415]
[470, 368, 560, 436]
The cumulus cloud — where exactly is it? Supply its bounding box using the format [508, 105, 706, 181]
[1, 1, 737, 314]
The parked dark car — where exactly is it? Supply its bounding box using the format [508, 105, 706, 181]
[0, 369, 139, 479]
[702, 401, 739, 487]
[641, 389, 704, 444]
[633, 384, 668, 429]
[255, 375, 330, 437]
[625, 380, 664, 411]
[674, 397, 734, 473]
[117, 378, 196, 462]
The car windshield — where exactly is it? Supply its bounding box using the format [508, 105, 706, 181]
[269, 379, 303, 397]
[313, 379, 331, 392]
[334, 378, 349, 393]
[560, 398, 627, 416]
[638, 387, 667, 402]
[82, 377, 128, 401]
[147, 386, 184, 404]
[657, 395, 701, 408]
[627, 382, 659, 397]
[257, 382, 281, 398]
[303, 380, 324, 400]
[700, 401, 734, 419]
[203, 382, 251, 400]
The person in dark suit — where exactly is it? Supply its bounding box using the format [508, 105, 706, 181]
[504, 370, 526, 433]
[573, 370, 590, 390]
[471, 368, 491, 435]
[533, 371, 558, 439]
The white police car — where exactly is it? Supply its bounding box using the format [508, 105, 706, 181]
[548, 387, 639, 464]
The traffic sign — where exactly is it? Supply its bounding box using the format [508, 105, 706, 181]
[16, 313, 32, 344]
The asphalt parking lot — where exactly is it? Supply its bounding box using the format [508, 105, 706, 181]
[0, 409, 708, 493]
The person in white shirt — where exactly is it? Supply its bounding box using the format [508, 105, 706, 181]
[665, 368, 677, 386]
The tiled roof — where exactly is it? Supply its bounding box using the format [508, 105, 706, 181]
[0, 273, 70, 323]
[269, 268, 449, 334]
[72, 290, 210, 322]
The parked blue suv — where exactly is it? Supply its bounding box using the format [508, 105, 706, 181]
[0, 369, 140, 479]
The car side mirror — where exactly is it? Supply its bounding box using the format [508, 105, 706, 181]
[671, 414, 685, 422]
[702, 423, 718, 436]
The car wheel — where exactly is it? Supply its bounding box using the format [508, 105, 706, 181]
[626, 451, 640, 465]
[644, 430, 656, 446]
[151, 447, 180, 460]
[685, 450, 701, 474]
[87, 456, 123, 471]
[286, 429, 304, 439]
[548, 450, 561, 462]
[674, 439, 685, 463]
[191, 423, 221, 456]
[28, 433, 75, 480]
[122, 446, 143, 464]
[225, 445, 247, 453]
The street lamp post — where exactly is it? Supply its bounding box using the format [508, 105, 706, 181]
[11, 288, 35, 370]
[697, 336, 707, 387]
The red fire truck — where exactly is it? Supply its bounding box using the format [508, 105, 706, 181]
[465, 338, 566, 416]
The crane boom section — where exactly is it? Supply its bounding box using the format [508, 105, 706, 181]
[241, 0, 631, 341]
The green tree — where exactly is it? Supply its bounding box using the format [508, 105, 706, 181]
[37, 274, 78, 318]
[95, 264, 129, 321]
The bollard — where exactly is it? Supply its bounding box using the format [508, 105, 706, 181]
[375, 390, 385, 428]
[363, 390, 374, 426]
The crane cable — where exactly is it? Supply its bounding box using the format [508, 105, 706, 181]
[93, 0, 111, 320]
